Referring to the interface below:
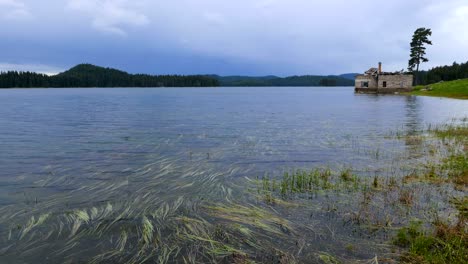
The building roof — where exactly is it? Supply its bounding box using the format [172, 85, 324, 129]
[365, 68, 378, 75]
[362, 68, 412, 76]
[378, 71, 412, 75]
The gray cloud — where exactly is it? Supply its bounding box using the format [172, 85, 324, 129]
[67, 0, 149, 36]
[0, 62, 63, 75]
[0, 0, 31, 20]
[0, 0, 467, 75]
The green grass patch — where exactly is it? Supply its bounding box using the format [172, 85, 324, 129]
[259, 168, 361, 198]
[430, 123, 468, 188]
[394, 220, 467, 264]
[411, 79, 468, 99]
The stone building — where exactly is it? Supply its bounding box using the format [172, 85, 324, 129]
[355, 62, 413, 93]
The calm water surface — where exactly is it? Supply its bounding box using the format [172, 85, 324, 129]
[0, 87, 466, 263]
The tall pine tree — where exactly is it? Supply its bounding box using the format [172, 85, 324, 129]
[408, 28, 432, 84]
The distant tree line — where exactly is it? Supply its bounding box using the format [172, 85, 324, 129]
[215, 75, 354, 87]
[0, 64, 219, 88]
[0, 71, 50, 88]
[0, 63, 358, 88]
[415, 61, 468, 85]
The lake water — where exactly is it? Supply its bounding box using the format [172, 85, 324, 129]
[0, 87, 466, 263]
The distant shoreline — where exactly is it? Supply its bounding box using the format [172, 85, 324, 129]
[0, 63, 355, 88]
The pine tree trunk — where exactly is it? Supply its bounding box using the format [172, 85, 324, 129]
[415, 63, 419, 86]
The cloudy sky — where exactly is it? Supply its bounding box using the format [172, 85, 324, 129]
[1, 0, 467, 76]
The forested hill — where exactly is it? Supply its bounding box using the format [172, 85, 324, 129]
[212, 75, 355, 86]
[0, 64, 220, 88]
[0, 63, 356, 88]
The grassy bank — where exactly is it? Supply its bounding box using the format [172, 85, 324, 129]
[411, 79, 468, 99]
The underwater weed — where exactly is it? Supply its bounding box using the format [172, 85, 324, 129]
[387, 176, 398, 189]
[19, 213, 50, 239]
[141, 216, 155, 246]
[158, 246, 178, 264]
[372, 175, 379, 189]
[317, 252, 340, 264]
[74, 209, 90, 223]
[450, 196, 468, 221]
[340, 168, 353, 182]
[205, 203, 294, 237]
[398, 189, 414, 206]
[117, 229, 128, 252]
[444, 153, 468, 188]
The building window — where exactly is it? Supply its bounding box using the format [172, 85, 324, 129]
[383, 81, 387, 88]
[361, 81, 369, 88]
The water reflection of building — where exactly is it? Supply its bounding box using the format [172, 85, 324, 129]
[404, 96, 423, 136]
[403, 96, 425, 158]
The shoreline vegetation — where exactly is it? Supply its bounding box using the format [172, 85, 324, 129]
[409, 78, 468, 99]
[0, 64, 355, 88]
[0, 62, 465, 98]
[407, 60, 468, 99]
[3, 119, 467, 263]
[259, 121, 468, 263]
[213, 74, 355, 87]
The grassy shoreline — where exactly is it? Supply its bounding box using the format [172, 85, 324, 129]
[409, 79, 468, 99]
[258, 122, 467, 263]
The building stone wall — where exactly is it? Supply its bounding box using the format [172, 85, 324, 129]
[355, 75, 378, 89]
[378, 75, 413, 89]
[355, 73, 413, 93]
[355, 87, 413, 93]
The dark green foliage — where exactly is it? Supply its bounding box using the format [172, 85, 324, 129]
[0, 64, 354, 88]
[408, 27, 432, 77]
[319, 78, 337, 86]
[213, 75, 354, 87]
[0, 71, 51, 88]
[416, 61, 468, 85]
[0, 64, 219, 88]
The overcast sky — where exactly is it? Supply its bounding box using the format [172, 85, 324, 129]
[1, 0, 467, 76]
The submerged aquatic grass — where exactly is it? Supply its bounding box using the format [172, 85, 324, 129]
[2, 120, 467, 263]
[259, 167, 362, 199]
[431, 123, 468, 189]
[141, 216, 155, 246]
[251, 122, 468, 262]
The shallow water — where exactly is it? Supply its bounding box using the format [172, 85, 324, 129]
[0, 87, 467, 263]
